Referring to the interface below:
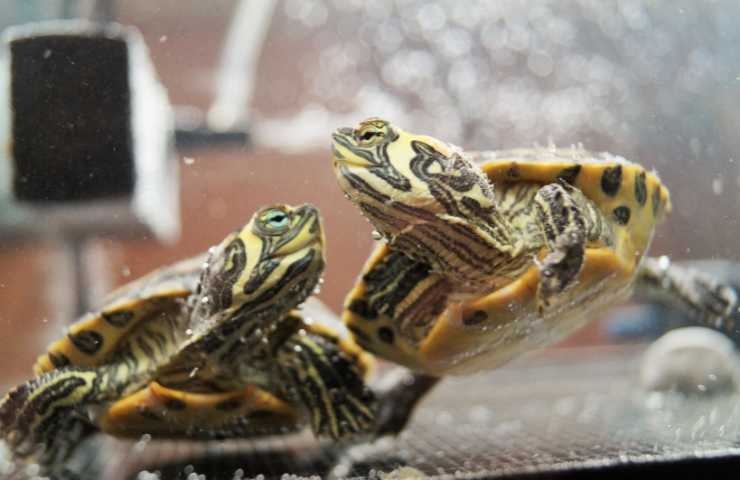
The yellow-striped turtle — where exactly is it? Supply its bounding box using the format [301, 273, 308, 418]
[331, 118, 738, 433]
[0, 203, 376, 476]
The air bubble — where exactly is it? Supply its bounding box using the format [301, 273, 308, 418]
[134, 433, 152, 452]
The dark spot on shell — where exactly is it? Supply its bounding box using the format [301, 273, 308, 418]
[348, 325, 372, 343]
[652, 185, 661, 217]
[69, 330, 103, 355]
[216, 399, 242, 411]
[248, 410, 278, 419]
[164, 397, 187, 411]
[506, 163, 521, 178]
[463, 310, 488, 326]
[48, 352, 70, 368]
[348, 299, 377, 320]
[102, 310, 134, 328]
[377, 326, 395, 344]
[613, 206, 631, 225]
[634, 170, 647, 206]
[136, 406, 163, 422]
[601, 165, 622, 197]
[556, 165, 581, 185]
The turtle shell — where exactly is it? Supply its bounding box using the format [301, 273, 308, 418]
[32, 254, 307, 438]
[93, 316, 373, 438]
[342, 147, 671, 376]
[34, 254, 206, 374]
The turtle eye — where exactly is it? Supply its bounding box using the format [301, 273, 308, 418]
[356, 127, 385, 146]
[259, 208, 291, 234]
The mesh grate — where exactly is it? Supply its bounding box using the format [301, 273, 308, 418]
[9, 345, 740, 479]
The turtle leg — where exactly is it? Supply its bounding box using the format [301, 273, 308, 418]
[533, 181, 588, 312]
[342, 250, 450, 436]
[275, 328, 377, 441]
[635, 256, 739, 336]
[0, 368, 102, 474]
[372, 368, 440, 437]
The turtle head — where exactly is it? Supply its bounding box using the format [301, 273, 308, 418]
[331, 117, 461, 204]
[332, 118, 506, 284]
[193, 203, 325, 325]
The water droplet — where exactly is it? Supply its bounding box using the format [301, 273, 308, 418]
[371, 230, 383, 240]
[42, 49, 51, 59]
[189, 367, 199, 378]
[294, 345, 303, 353]
[183, 156, 195, 165]
[208, 246, 217, 255]
[185, 328, 193, 336]
[697, 384, 707, 392]
[712, 177, 724, 195]
[159, 35, 168, 43]
[201, 296, 210, 304]
[658, 255, 671, 271]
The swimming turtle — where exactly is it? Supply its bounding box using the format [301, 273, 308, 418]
[331, 117, 738, 433]
[0, 203, 376, 476]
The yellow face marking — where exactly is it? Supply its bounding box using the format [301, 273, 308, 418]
[227, 204, 325, 313]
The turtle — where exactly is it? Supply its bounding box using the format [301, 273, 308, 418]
[0, 203, 377, 477]
[330, 117, 739, 434]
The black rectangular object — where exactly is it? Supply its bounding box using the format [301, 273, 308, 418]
[11, 34, 134, 202]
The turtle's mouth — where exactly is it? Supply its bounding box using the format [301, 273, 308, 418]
[331, 129, 370, 169]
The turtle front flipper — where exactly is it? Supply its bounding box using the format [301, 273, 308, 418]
[276, 323, 377, 441]
[533, 182, 588, 312]
[636, 256, 739, 335]
[0, 368, 102, 467]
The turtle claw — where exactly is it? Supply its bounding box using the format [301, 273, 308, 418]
[535, 231, 585, 315]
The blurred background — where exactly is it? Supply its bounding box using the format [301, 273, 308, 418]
[0, 0, 739, 388]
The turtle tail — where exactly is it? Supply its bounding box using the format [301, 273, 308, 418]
[0, 368, 101, 465]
